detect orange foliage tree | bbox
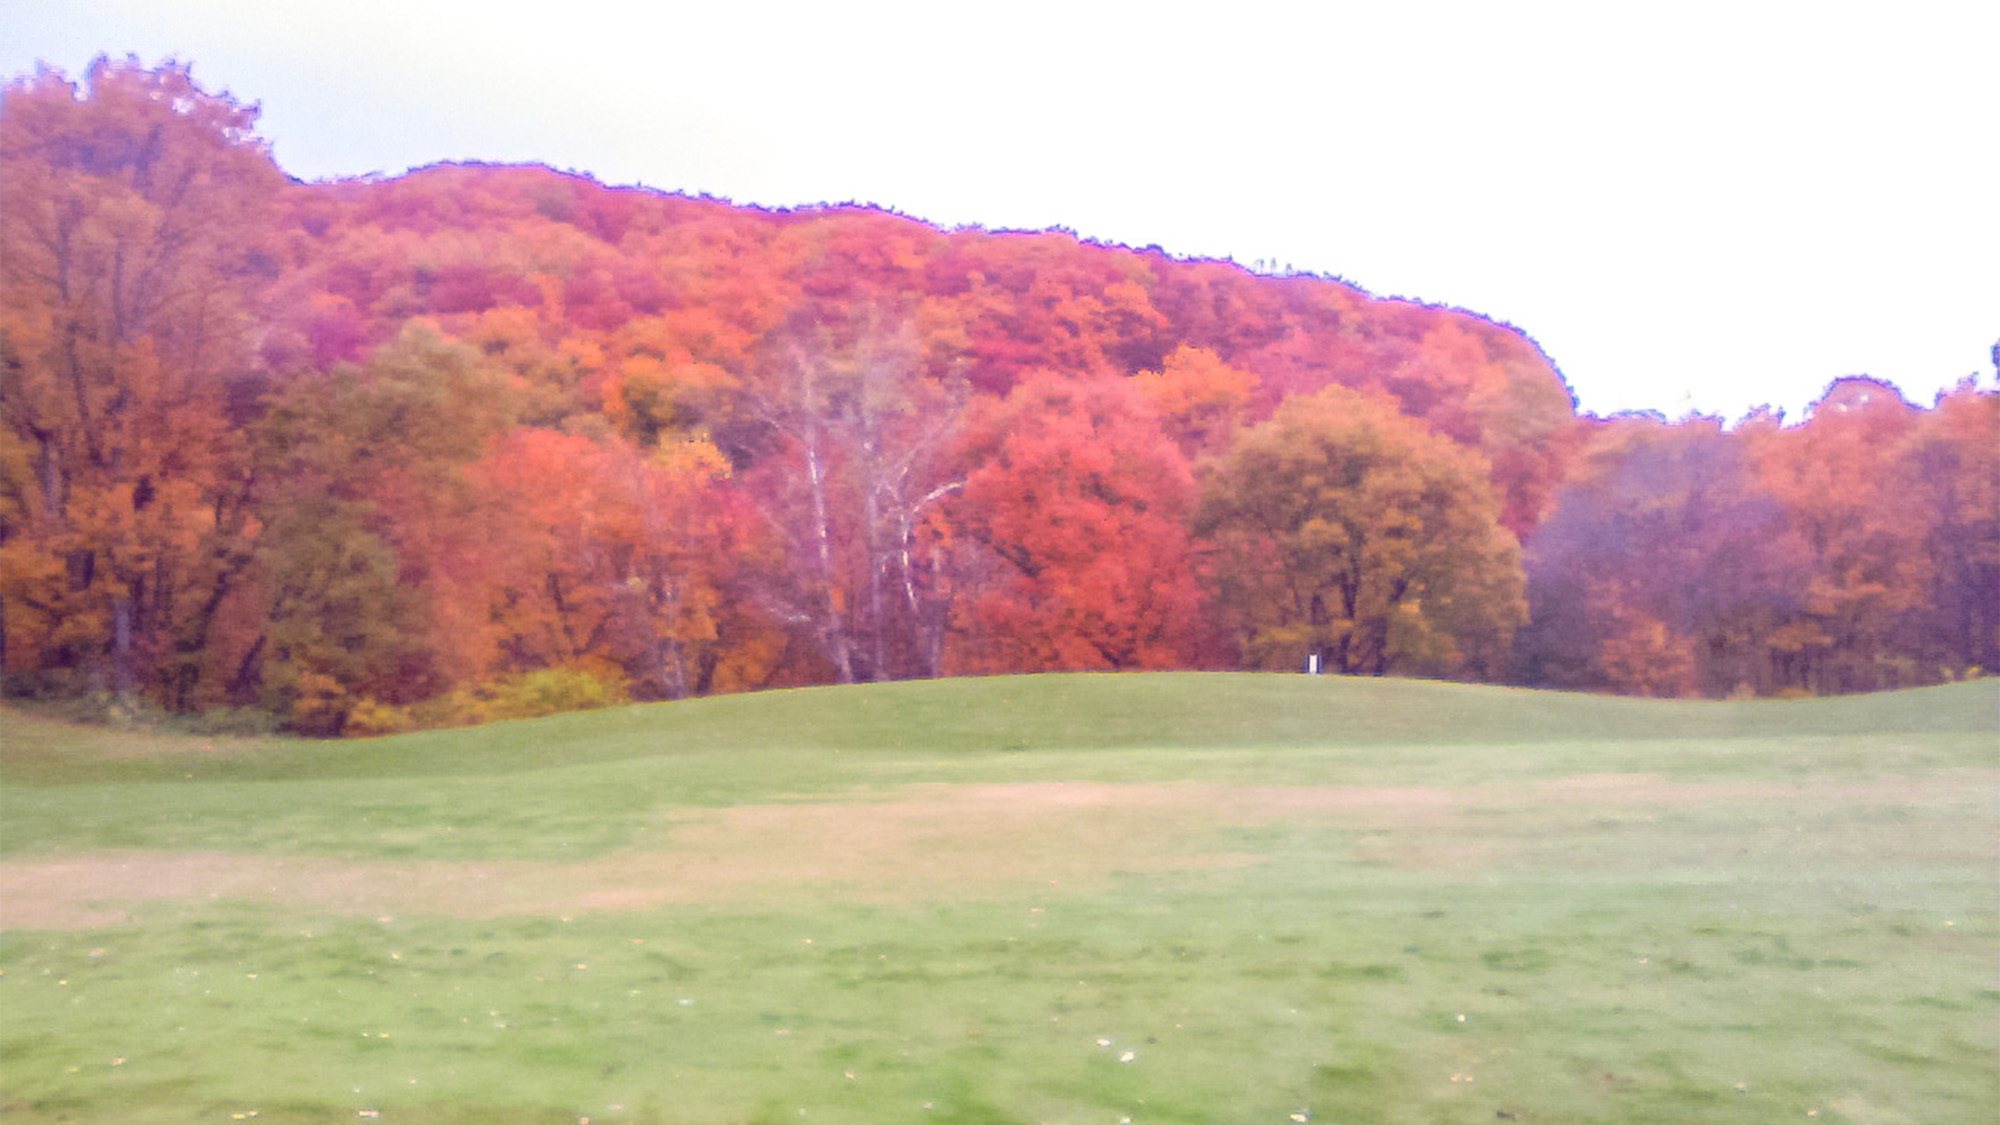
[1897,382,2000,678]
[0,57,283,704]
[1132,345,1258,460]
[1742,377,1997,692]
[471,426,781,701]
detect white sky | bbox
[5,0,1995,419]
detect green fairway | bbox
[3,675,1996,1123]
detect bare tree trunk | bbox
[35,429,63,517]
[746,312,969,685]
[866,483,888,682]
[651,609,690,700]
[111,592,134,699]
[629,457,693,700]
[227,633,266,704]
[899,480,962,679]
[803,430,856,684]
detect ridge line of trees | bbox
[3,58,1994,734]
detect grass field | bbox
[2,673,1994,1124]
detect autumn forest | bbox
[3,60,1995,735]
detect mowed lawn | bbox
[1,675,1994,1124]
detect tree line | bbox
[3,59,1993,734]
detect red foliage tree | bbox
[949,371,1204,673]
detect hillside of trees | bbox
[4,59,1994,734]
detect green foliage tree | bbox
[1197,385,1526,678]
[240,325,516,731]
[251,496,429,734]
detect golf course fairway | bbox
[3,673,1994,1124]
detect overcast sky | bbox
[5,0,1995,419]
